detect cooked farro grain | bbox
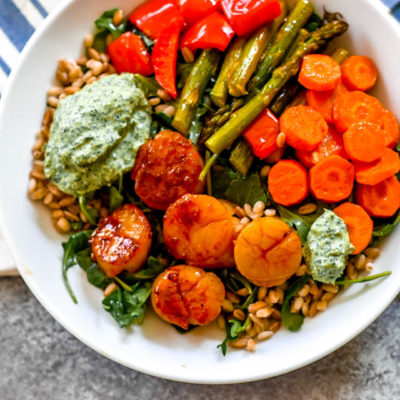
[257,286,267,301]
[162,105,176,117]
[298,203,317,215]
[276,132,286,148]
[112,9,124,26]
[104,282,118,297]
[236,287,250,296]
[233,309,246,321]
[257,330,274,341]
[181,47,195,63]
[260,165,271,177]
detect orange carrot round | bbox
[333,91,385,133]
[306,79,348,124]
[381,109,400,149]
[280,105,328,151]
[298,54,341,91]
[296,127,347,168]
[341,55,378,91]
[268,160,309,206]
[333,202,373,254]
[309,155,354,203]
[353,147,400,185]
[343,122,385,163]
[356,176,400,218]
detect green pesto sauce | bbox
[304,209,355,284]
[44,73,151,196]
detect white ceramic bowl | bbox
[0,0,399,384]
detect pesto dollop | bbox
[44,73,151,196]
[304,209,354,284]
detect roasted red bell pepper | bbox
[180,12,234,52]
[107,32,153,76]
[221,0,281,37]
[152,22,182,99]
[243,108,280,159]
[177,0,221,27]
[129,0,184,40]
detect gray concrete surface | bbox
[0,277,399,400]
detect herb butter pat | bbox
[304,209,354,284]
[44,73,151,196]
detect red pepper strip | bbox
[243,108,280,159]
[221,0,281,37]
[107,32,153,76]
[178,0,221,27]
[129,0,184,40]
[180,12,235,52]
[152,22,182,99]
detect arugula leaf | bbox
[131,256,165,280]
[92,9,127,53]
[92,30,108,53]
[131,27,154,50]
[335,271,391,285]
[224,173,267,206]
[372,210,400,237]
[102,281,152,328]
[281,275,311,332]
[276,204,324,243]
[76,248,112,289]
[109,186,124,213]
[211,168,241,198]
[78,195,98,225]
[62,231,94,303]
[134,75,161,97]
[152,112,175,130]
[95,9,127,39]
[218,316,250,356]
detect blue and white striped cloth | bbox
[0,0,399,96]
[0,0,58,96]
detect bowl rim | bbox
[0,0,400,384]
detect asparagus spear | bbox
[330,47,349,64]
[269,78,301,116]
[229,140,255,176]
[227,27,272,97]
[210,38,246,108]
[172,49,220,135]
[247,0,314,96]
[270,46,349,116]
[283,28,309,62]
[206,20,349,155]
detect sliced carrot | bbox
[343,122,385,163]
[341,55,378,92]
[333,202,373,254]
[298,54,341,91]
[306,79,348,124]
[356,176,400,218]
[309,155,354,203]
[268,160,308,206]
[333,91,385,133]
[353,147,400,185]
[296,127,347,168]
[280,105,328,151]
[381,109,400,149]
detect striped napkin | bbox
[0,0,398,276]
